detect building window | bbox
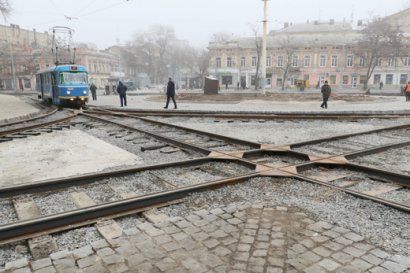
[360,75,367,84]
[331,55,338,67]
[359,57,365,67]
[240,57,246,67]
[386,74,393,84]
[404,56,410,66]
[374,74,381,84]
[266,56,272,67]
[400,74,408,85]
[319,55,326,67]
[330,75,336,84]
[277,56,284,67]
[292,55,298,67]
[252,56,257,67]
[388,57,396,67]
[304,55,311,67]
[343,75,349,84]
[216,58,221,68]
[227,57,232,68]
[346,56,353,67]
[377,58,382,66]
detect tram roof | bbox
[36,64,88,74]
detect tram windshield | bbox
[59,72,87,84]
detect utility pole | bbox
[261,0,269,95]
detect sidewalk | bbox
[0,94,40,123]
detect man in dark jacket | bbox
[164,77,177,109]
[117,81,127,107]
[320,80,331,109]
[90,83,97,101]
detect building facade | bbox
[208,9,410,90]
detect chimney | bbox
[330,19,335,25]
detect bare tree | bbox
[250,26,262,90]
[0,0,11,19]
[356,18,406,90]
[210,32,234,43]
[276,35,297,91]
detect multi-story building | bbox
[208,9,410,90]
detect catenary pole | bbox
[261,0,268,95]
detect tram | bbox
[36,64,89,108]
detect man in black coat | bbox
[90,83,97,101]
[320,80,331,109]
[164,77,177,109]
[117,81,128,107]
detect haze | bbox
[5,0,410,49]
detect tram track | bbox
[1,107,410,258]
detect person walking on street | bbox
[117,81,127,107]
[405,81,410,102]
[379,81,384,90]
[320,80,331,109]
[164,77,177,109]
[90,83,97,101]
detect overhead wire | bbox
[76,0,132,19]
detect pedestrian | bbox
[164,77,177,109]
[116,81,127,107]
[320,80,331,109]
[225,82,228,89]
[379,81,384,90]
[405,81,410,102]
[90,83,97,101]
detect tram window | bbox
[60,72,87,84]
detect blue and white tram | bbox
[36,65,89,107]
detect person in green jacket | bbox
[320,80,331,109]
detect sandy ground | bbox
[0,95,40,122]
[0,129,143,186]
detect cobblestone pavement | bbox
[3,205,409,273]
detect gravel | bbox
[34,191,77,215]
[0,241,30,267]
[53,226,101,251]
[0,200,18,224]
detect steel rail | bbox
[0,112,77,137]
[81,113,211,155]
[290,123,410,148]
[0,172,260,244]
[292,174,410,213]
[344,140,410,159]
[86,107,410,120]
[0,107,58,128]
[0,157,257,198]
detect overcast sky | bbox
[5,0,410,49]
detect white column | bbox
[261,0,268,95]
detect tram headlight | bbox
[83,90,87,94]
[67,91,71,95]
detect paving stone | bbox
[335,236,354,246]
[311,235,329,243]
[203,238,220,249]
[287,259,306,271]
[209,208,224,215]
[252,250,268,257]
[210,230,229,238]
[227,218,242,225]
[247,264,264,273]
[369,266,393,273]
[265,267,284,273]
[240,235,255,244]
[237,244,251,252]
[323,241,344,251]
[370,249,390,259]
[101,254,124,266]
[193,232,210,242]
[107,262,128,273]
[91,239,110,250]
[307,221,333,232]
[175,220,192,229]
[52,257,76,272]
[11,268,31,273]
[115,245,139,257]
[6,258,29,270]
[221,237,237,246]
[193,220,209,227]
[332,252,354,264]
[214,246,232,256]
[234,252,250,262]
[391,254,410,266]
[267,258,284,267]
[162,241,182,252]
[343,246,367,257]
[202,224,219,233]
[350,258,372,271]
[312,246,332,257]
[162,224,181,234]
[353,242,374,251]
[380,261,408,273]
[97,247,116,257]
[323,230,340,239]
[123,228,139,236]
[171,232,189,241]
[338,265,362,273]
[255,242,269,249]
[131,261,153,273]
[179,237,201,251]
[332,226,350,234]
[256,235,270,242]
[300,238,316,248]
[199,253,224,268]
[270,239,285,247]
[290,244,307,254]
[303,263,327,273]
[30,258,52,271]
[181,257,208,273]
[298,251,322,266]
[33,266,57,273]
[156,257,177,272]
[343,232,364,242]
[77,255,99,269]
[183,226,201,235]
[362,254,383,266]
[319,258,341,271]
[72,245,94,260]
[124,253,146,268]
[154,234,173,245]
[243,229,257,236]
